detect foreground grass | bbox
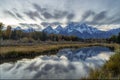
[0,43,118,63]
[86,44,120,79]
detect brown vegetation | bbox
[86,44,120,79]
[0,43,118,63]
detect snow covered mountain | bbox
[64,22,99,34]
[19,23,43,31]
[55,25,63,34]
[43,22,120,38]
[13,26,35,32]
[43,26,55,34]
[107,28,120,35]
[25,27,35,32]
[14,26,22,30]
[4,22,119,38]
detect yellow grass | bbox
[0,43,119,63]
[0,43,118,54]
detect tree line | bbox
[109,33,120,43]
[0,22,120,43]
[0,22,81,42]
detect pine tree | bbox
[0,22,4,39]
[5,25,12,39]
[117,32,120,43]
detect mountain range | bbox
[43,22,120,39]
[5,22,120,39]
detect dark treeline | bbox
[109,33,120,43]
[80,34,120,44]
[0,23,81,42]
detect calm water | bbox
[0,46,114,79]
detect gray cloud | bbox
[93,11,107,22]
[41,22,62,27]
[106,12,120,24]
[33,3,47,12]
[42,12,53,19]
[3,10,24,20]
[42,10,75,20]
[32,3,75,20]
[15,13,24,20]
[82,10,120,25]
[67,13,75,20]
[53,10,68,19]
[41,22,50,27]
[33,3,53,19]
[110,17,120,24]
[24,11,43,20]
[4,10,15,17]
[81,10,95,21]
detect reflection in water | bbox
[0,46,114,79]
[57,46,112,61]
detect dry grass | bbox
[86,44,120,79]
[0,43,117,54]
[0,43,119,63]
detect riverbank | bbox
[86,44,120,79]
[0,43,119,63]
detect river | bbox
[0,46,114,79]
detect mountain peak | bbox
[67,22,76,27]
[79,23,87,27]
[55,25,63,30]
[14,26,22,30]
[43,26,54,34]
[55,25,63,34]
[46,26,53,30]
[27,27,35,32]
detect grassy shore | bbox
[0,42,119,63]
[86,43,120,79]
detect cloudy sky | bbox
[0,0,120,30]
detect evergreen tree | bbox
[110,35,117,43]
[0,22,4,39]
[117,32,120,43]
[5,25,12,39]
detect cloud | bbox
[4,10,25,20]
[15,13,24,20]
[4,10,15,17]
[33,3,47,12]
[33,3,54,19]
[82,10,120,25]
[93,11,107,22]
[42,12,53,19]
[67,13,75,20]
[24,11,43,20]
[41,22,62,27]
[53,10,68,19]
[32,3,75,20]
[106,12,120,24]
[110,17,120,24]
[81,10,95,21]
[41,10,75,20]
[80,10,104,25]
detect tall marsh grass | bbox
[87,44,120,79]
